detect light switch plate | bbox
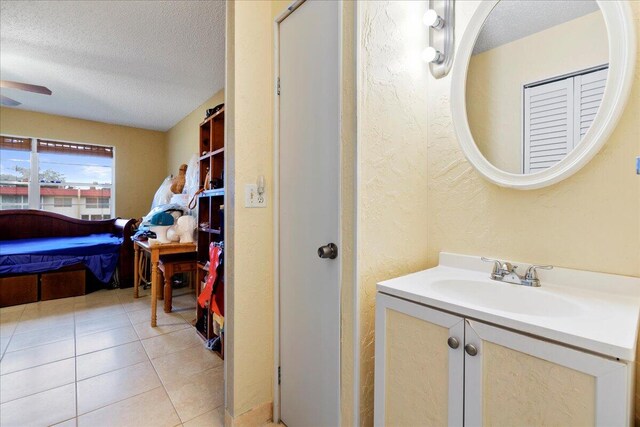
[245,184,266,208]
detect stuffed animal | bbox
[170,164,188,194]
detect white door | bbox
[278,1,340,426]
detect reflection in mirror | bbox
[466,0,608,174]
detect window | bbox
[0,137,31,210]
[85,197,110,209]
[54,197,72,207]
[0,195,29,210]
[0,136,115,219]
[523,66,608,173]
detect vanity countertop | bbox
[377,253,640,361]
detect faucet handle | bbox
[525,264,553,280]
[481,257,503,278]
[501,262,518,273]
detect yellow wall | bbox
[357,2,431,424]
[467,11,608,173]
[166,90,225,175]
[0,107,167,219]
[225,0,275,420]
[224,2,356,424]
[356,0,639,424]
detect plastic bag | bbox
[184,154,199,201]
[151,176,175,210]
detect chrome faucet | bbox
[481,257,553,287]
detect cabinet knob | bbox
[447,337,459,349]
[465,344,478,356]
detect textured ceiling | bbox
[473,0,600,55]
[0,0,225,131]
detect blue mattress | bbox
[0,234,123,283]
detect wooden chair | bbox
[157,253,197,313]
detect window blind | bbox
[37,139,113,158]
[0,136,31,152]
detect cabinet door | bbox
[464,320,629,427]
[374,293,464,427]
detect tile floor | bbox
[0,286,225,427]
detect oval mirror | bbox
[451,0,636,189]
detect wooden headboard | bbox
[0,210,136,287]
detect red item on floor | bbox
[198,243,223,316]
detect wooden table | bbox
[133,240,196,327]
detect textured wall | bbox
[467,11,608,173]
[357,2,431,424]
[430,1,640,424]
[166,89,225,175]
[0,107,167,219]
[357,0,639,424]
[226,0,275,418]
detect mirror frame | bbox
[450,0,636,190]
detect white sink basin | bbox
[377,252,640,361]
[430,279,584,317]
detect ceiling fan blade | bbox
[0,80,52,95]
[0,95,21,106]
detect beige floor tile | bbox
[12,313,75,335]
[0,383,76,427]
[182,406,224,427]
[77,386,181,427]
[5,323,74,353]
[152,344,222,385]
[0,336,9,357]
[77,341,148,380]
[21,300,75,319]
[132,316,190,340]
[171,295,197,311]
[121,296,154,313]
[164,366,224,422]
[177,309,197,324]
[74,304,125,323]
[126,306,187,326]
[0,310,22,325]
[76,325,138,355]
[51,417,77,427]
[0,316,19,338]
[0,358,75,403]
[76,360,161,415]
[142,328,202,359]
[0,304,26,316]
[75,312,131,337]
[0,338,75,375]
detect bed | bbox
[0,210,135,306]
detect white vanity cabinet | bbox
[374,293,630,427]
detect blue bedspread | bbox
[0,234,123,283]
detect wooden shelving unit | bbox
[195,107,224,359]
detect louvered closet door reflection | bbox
[524,78,574,174]
[573,68,608,140]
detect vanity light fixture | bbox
[423,0,454,78]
